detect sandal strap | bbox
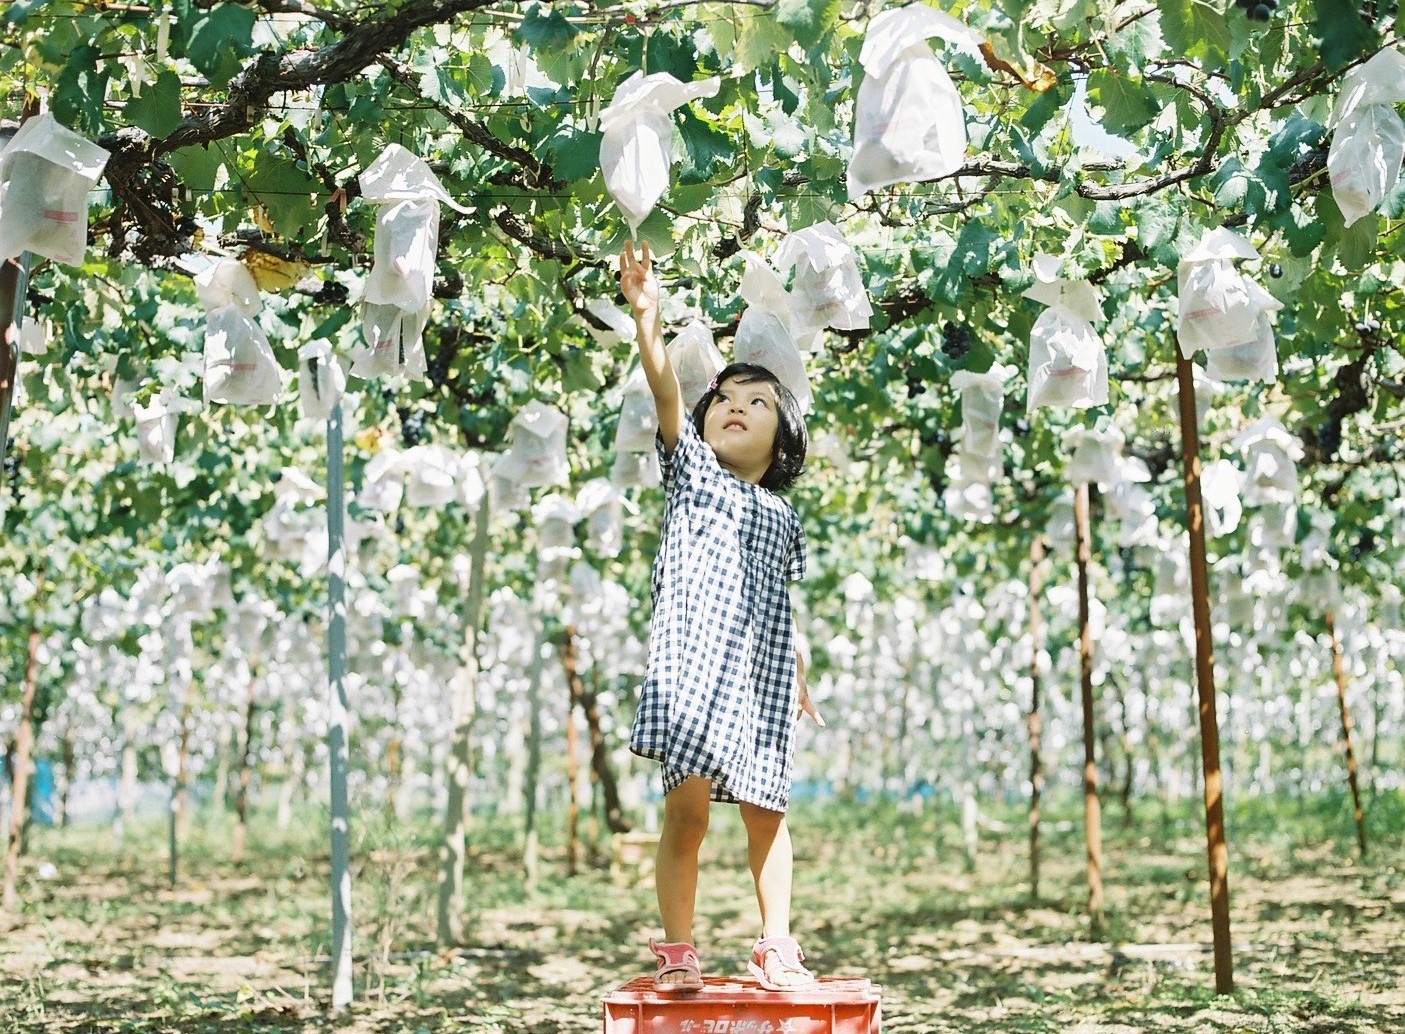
[650,938,701,973]
[754,935,809,972]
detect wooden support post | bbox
[563,628,581,877]
[2,614,40,912]
[1174,351,1234,995]
[1325,610,1367,858]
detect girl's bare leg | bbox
[655,776,712,981]
[738,802,809,986]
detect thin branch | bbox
[377,54,560,191]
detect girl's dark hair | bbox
[691,362,807,493]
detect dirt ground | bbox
[1,796,1402,1033]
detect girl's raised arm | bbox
[620,241,684,452]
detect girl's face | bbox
[702,376,780,483]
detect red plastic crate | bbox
[602,975,881,1034]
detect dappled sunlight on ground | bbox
[0,796,1401,1033]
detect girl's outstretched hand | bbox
[619,241,658,317]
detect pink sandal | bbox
[748,935,817,991]
[649,938,704,993]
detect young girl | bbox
[618,241,824,994]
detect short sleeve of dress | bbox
[657,419,708,493]
[787,520,807,582]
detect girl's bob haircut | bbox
[691,362,808,493]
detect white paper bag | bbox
[1329,104,1405,227]
[504,399,570,488]
[354,302,430,380]
[1026,307,1108,413]
[133,389,197,465]
[1234,417,1302,504]
[1109,482,1158,547]
[533,494,581,561]
[489,467,531,515]
[0,112,110,265]
[1045,490,1076,545]
[615,368,659,452]
[1151,551,1189,626]
[298,340,346,420]
[611,449,661,489]
[599,72,722,233]
[203,306,282,405]
[951,364,1013,456]
[847,6,983,200]
[1200,459,1244,537]
[404,444,460,507]
[942,476,993,523]
[1177,228,1282,358]
[1328,46,1405,226]
[357,448,405,512]
[1065,427,1124,486]
[1024,256,1108,413]
[733,307,813,413]
[667,322,725,407]
[577,478,627,559]
[364,198,440,312]
[1201,317,1279,383]
[774,221,873,331]
[458,450,487,509]
[1248,501,1297,549]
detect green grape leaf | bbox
[1313,0,1378,70]
[1157,0,1230,73]
[514,5,576,52]
[185,3,256,87]
[1085,70,1159,136]
[775,0,841,49]
[676,109,732,184]
[125,70,184,138]
[544,125,603,181]
[735,10,794,74]
[51,45,109,136]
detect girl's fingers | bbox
[640,240,651,269]
[625,240,637,268]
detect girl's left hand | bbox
[796,668,825,727]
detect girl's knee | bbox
[663,781,711,841]
[739,802,786,835]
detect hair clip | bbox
[707,374,719,393]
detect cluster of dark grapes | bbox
[1233,0,1278,21]
[941,321,973,360]
[428,344,454,389]
[399,407,428,448]
[1348,530,1375,564]
[1354,316,1382,335]
[1269,263,1283,279]
[1316,420,1342,460]
[905,373,928,398]
[309,280,349,306]
[1287,146,1328,185]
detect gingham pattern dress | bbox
[630,420,806,812]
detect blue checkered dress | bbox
[630,420,807,812]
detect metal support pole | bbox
[327,402,354,1011]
